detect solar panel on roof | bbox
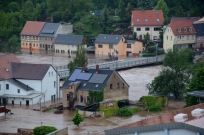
[77,73,92,80]
[68,69,82,81]
[89,74,108,84]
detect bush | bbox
[118,107,133,116]
[100,101,119,117]
[33,126,57,135]
[143,96,159,107]
[147,104,162,112]
[130,107,141,113]
[142,53,155,57]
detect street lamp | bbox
[52,58,53,65]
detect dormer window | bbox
[156,11,159,14]
[145,19,148,22]
[184,27,187,32]
[189,27,192,31]
[156,19,160,22]
[83,83,86,86]
[137,19,140,22]
[178,28,181,32]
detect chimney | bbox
[96,65,99,73]
[82,64,86,72]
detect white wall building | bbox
[0,54,60,105]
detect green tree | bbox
[129,0,137,9]
[138,0,151,9]
[101,5,109,34]
[8,2,20,12]
[147,48,194,99]
[71,109,85,127]
[118,0,126,22]
[125,3,132,22]
[68,44,88,73]
[155,0,169,24]
[175,3,185,17]
[133,32,137,40]
[143,32,150,46]
[185,67,204,106]
[6,35,20,53]
[62,9,71,22]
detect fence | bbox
[47,127,68,135]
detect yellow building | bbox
[94,34,143,57]
[54,34,86,53]
[163,17,200,52]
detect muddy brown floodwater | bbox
[0,53,186,134]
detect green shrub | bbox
[142,53,155,57]
[118,107,133,116]
[147,104,162,112]
[100,101,119,117]
[130,107,141,113]
[33,126,57,135]
[156,97,168,107]
[143,96,159,107]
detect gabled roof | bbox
[55,34,83,45]
[62,67,115,91]
[132,10,164,26]
[11,63,50,80]
[95,34,123,44]
[0,54,21,80]
[39,22,60,37]
[193,23,204,36]
[105,122,204,135]
[20,21,45,36]
[168,17,200,36]
[7,79,34,91]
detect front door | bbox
[3,98,7,105]
[12,100,14,105]
[26,100,29,106]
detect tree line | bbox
[0,0,203,52]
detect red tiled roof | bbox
[119,103,204,129]
[20,21,45,36]
[132,10,164,26]
[169,17,200,36]
[0,54,21,80]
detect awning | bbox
[0,93,42,99]
[187,90,204,98]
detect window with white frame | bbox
[145,27,149,31]
[145,18,148,22]
[136,28,141,31]
[136,19,140,22]
[127,44,131,48]
[98,44,103,48]
[109,44,113,49]
[187,36,189,40]
[192,35,194,40]
[156,18,160,22]
[182,36,184,40]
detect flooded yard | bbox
[0,53,186,134]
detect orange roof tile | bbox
[0,54,21,80]
[132,10,164,26]
[169,17,200,36]
[20,21,45,36]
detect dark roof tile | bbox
[55,34,83,45]
[39,23,60,37]
[95,34,123,44]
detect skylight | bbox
[137,19,140,22]
[156,19,160,22]
[96,84,98,87]
[145,19,148,22]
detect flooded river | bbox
[0,65,185,135]
[0,53,185,134]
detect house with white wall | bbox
[0,54,60,105]
[131,10,164,41]
[54,34,86,53]
[163,17,200,52]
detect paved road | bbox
[58,56,164,78]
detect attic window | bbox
[156,11,159,14]
[145,19,148,22]
[96,84,98,87]
[178,28,181,32]
[137,19,140,22]
[5,68,9,72]
[156,19,160,22]
[83,83,86,86]
[189,27,192,31]
[184,27,187,32]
